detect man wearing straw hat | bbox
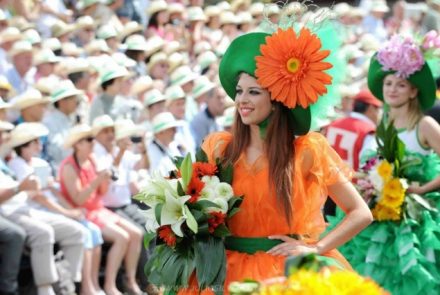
[43,80,84,171]
[5,40,35,95]
[89,64,129,123]
[0,27,22,76]
[147,112,182,176]
[93,116,153,291]
[1,123,86,295]
[0,119,26,295]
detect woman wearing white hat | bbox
[146,0,174,41]
[59,124,145,295]
[2,123,86,295]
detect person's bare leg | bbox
[117,219,143,293]
[80,249,99,295]
[101,225,129,295]
[91,246,102,292]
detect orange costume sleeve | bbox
[179,131,353,295]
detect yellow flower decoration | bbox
[372,203,401,221]
[255,27,332,109]
[257,270,388,295]
[377,160,393,181]
[381,178,406,208]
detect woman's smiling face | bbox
[235,73,272,126]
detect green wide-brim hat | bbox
[367,54,436,111]
[219,32,311,136]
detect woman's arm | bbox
[408,116,440,194]
[268,180,372,256]
[61,163,106,206]
[316,181,373,254]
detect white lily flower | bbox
[215,182,234,201]
[369,168,384,193]
[160,190,198,237]
[142,209,160,233]
[140,175,180,207]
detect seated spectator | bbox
[93,116,151,290]
[190,85,226,148]
[59,124,144,295]
[147,112,182,176]
[1,123,85,295]
[43,80,83,171]
[0,120,26,295]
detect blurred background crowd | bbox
[0,0,439,295]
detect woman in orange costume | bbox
[180,27,373,295]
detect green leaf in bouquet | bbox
[173,156,185,169]
[191,209,208,223]
[228,208,240,219]
[143,232,156,249]
[228,196,243,210]
[194,199,222,211]
[177,181,186,196]
[180,153,193,191]
[195,236,226,290]
[184,205,198,234]
[217,161,233,184]
[196,148,209,163]
[213,223,231,238]
[155,203,163,224]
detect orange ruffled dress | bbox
[179,131,353,294]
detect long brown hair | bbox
[223,102,296,222]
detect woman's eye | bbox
[250,90,260,95]
[235,89,242,95]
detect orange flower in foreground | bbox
[186,176,205,203]
[255,27,333,109]
[158,225,177,247]
[193,162,218,177]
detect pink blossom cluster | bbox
[422,30,440,50]
[377,35,424,78]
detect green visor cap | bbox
[219,32,311,135]
[368,54,436,111]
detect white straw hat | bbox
[34,76,61,95]
[0,27,22,44]
[152,112,180,134]
[64,124,93,148]
[0,120,13,131]
[144,89,166,107]
[187,6,207,22]
[7,122,49,149]
[192,76,216,99]
[147,0,168,15]
[51,80,84,103]
[165,85,185,103]
[114,118,146,141]
[97,24,118,40]
[124,34,148,51]
[119,21,143,41]
[99,65,129,84]
[33,48,61,66]
[91,114,115,135]
[170,66,198,86]
[147,52,168,71]
[11,89,51,110]
[131,75,153,96]
[8,40,33,58]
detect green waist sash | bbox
[225,235,302,254]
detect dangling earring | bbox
[272,105,275,111]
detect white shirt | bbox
[93,142,140,208]
[43,109,76,172]
[147,139,181,177]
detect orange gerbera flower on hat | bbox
[255,27,333,109]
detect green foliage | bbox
[376,119,406,176]
[284,253,344,276]
[196,148,209,163]
[155,204,163,224]
[216,158,234,184]
[143,232,156,249]
[195,236,226,293]
[180,153,193,190]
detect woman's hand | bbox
[407,183,426,195]
[267,235,319,256]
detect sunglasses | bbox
[82,137,94,143]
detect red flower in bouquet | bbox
[187,176,205,203]
[208,212,227,233]
[193,162,218,177]
[158,225,177,247]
